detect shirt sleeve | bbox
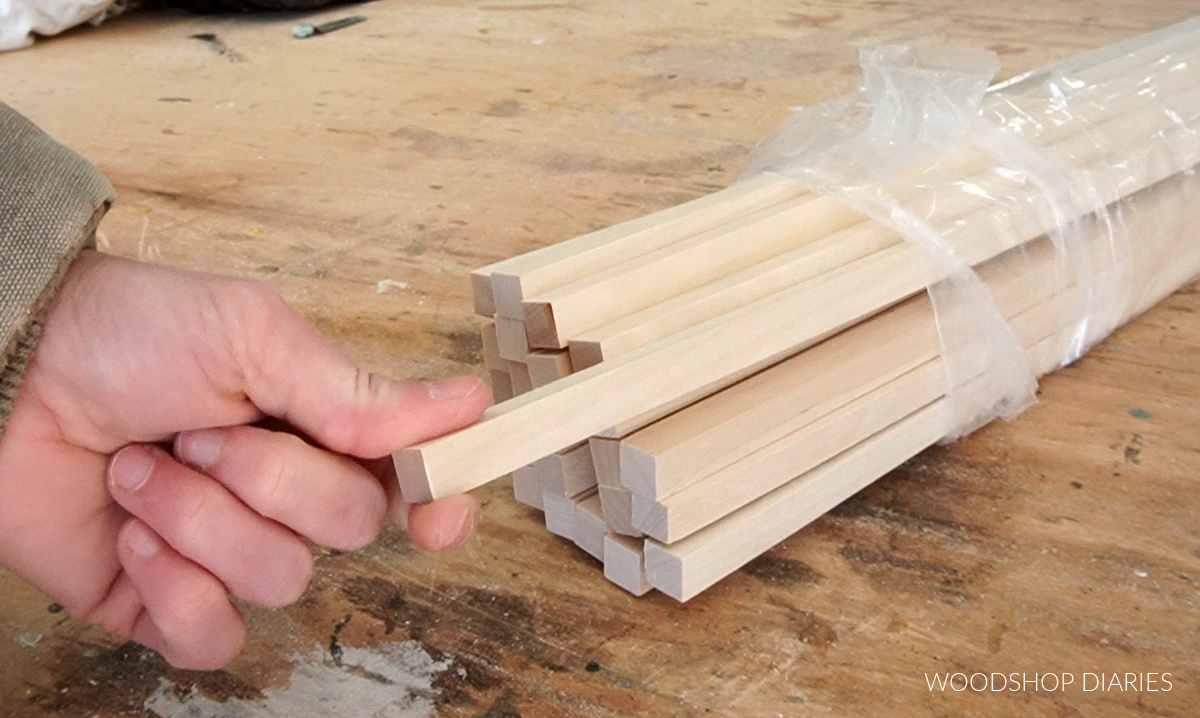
[0,101,114,440]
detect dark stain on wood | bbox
[740,554,823,588]
[485,100,526,118]
[442,327,484,365]
[389,127,480,158]
[470,688,523,718]
[28,640,261,713]
[769,599,838,655]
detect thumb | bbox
[233,287,490,458]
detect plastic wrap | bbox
[0,0,128,51]
[740,16,1200,440]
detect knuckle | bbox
[255,434,307,517]
[174,490,218,554]
[160,579,231,642]
[333,493,385,551]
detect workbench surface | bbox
[2,1,1199,716]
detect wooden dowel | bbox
[631,181,1199,542]
[396,50,1200,503]
[570,65,1200,369]
[641,168,1200,601]
[617,296,938,498]
[524,38,1200,353]
[568,222,898,369]
[640,308,1171,599]
[603,534,653,596]
[476,20,1196,321]
[618,215,1085,500]
[522,195,864,348]
[644,400,949,601]
[591,437,642,534]
[485,174,808,318]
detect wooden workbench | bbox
[2,1,1199,715]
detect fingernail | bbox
[442,503,478,549]
[110,446,155,492]
[175,429,224,470]
[390,502,410,531]
[425,376,482,400]
[125,522,160,559]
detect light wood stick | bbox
[573,494,607,561]
[533,40,1200,354]
[591,437,642,535]
[396,51,1200,503]
[641,311,1171,599]
[641,168,1200,601]
[601,98,1200,436]
[478,21,1197,321]
[484,174,808,318]
[604,534,653,596]
[523,195,864,348]
[571,66,1200,369]
[618,214,1086,500]
[644,400,949,601]
[632,182,1200,542]
[568,222,898,369]
[618,297,937,497]
[527,350,574,387]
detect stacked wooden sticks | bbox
[395,18,1200,601]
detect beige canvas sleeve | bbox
[0,102,115,440]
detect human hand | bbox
[0,251,489,669]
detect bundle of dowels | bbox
[396,17,1200,601]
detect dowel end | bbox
[393,448,436,504]
[603,534,653,596]
[617,444,657,496]
[524,301,565,349]
[643,540,686,602]
[490,273,525,319]
[631,494,670,542]
[598,485,641,537]
[567,340,604,370]
[469,271,496,318]
[510,464,545,511]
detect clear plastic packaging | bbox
[740,15,1200,440]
